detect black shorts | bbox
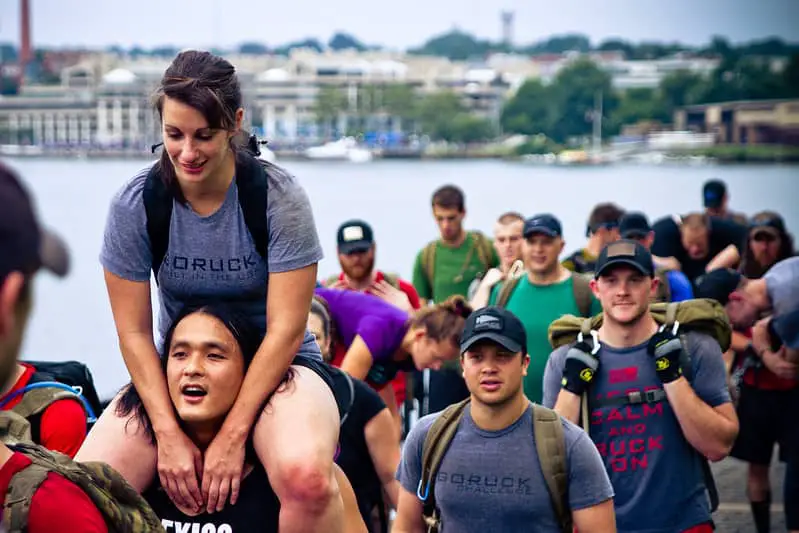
[730,384,799,465]
[288,355,348,422]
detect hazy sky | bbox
[1,0,797,51]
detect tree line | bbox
[1,32,796,63]
[311,51,799,146]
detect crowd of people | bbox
[0,49,797,533]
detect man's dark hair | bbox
[587,203,624,235]
[431,185,465,212]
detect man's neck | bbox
[0,364,26,398]
[706,208,726,218]
[528,264,570,286]
[0,442,13,468]
[598,314,659,349]
[341,271,377,292]
[440,230,467,248]
[585,236,604,258]
[185,421,222,452]
[469,391,529,432]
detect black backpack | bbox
[18,360,104,429]
[143,144,271,282]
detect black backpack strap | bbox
[234,154,269,264]
[142,163,173,283]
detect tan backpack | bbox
[420,231,495,289]
[418,399,571,533]
[0,410,164,533]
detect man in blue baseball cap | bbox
[483,213,601,405]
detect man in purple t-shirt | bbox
[542,240,739,533]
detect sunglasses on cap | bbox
[751,232,778,243]
[586,221,619,237]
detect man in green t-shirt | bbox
[489,214,601,404]
[410,184,499,414]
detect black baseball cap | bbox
[619,212,652,240]
[694,268,742,306]
[594,239,655,278]
[0,163,70,280]
[749,214,786,238]
[460,306,527,355]
[336,220,374,254]
[523,214,562,238]
[703,179,726,209]
[772,307,799,350]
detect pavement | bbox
[711,454,788,532]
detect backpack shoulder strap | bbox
[470,231,494,271]
[11,387,82,420]
[571,274,593,318]
[339,371,356,426]
[142,163,173,283]
[419,399,470,532]
[324,274,341,287]
[4,459,50,532]
[381,272,401,289]
[0,411,35,447]
[495,275,523,309]
[235,155,270,262]
[420,241,437,289]
[532,405,572,533]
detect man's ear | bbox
[0,272,26,337]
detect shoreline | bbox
[2,144,798,165]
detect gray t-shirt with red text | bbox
[542,331,730,533]
[101,162,324,356]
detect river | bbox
[5,157,798,398]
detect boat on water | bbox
[303,137,374,163]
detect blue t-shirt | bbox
[666,270,693,302]
[542,332,730,533]
[101,162,324,358]
[397,404,614,532]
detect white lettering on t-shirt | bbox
[161,520,233,533]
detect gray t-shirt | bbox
[101,162,324,357]
[542,332,730,533]
[396,404,614,532]
[765,256,799,317]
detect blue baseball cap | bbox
[523,214,562,238]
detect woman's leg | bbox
[254,365,344,533]
[75,392,157,492]
[335,464,368,533]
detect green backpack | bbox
[547,299,731,513]
[0,411,164,533]
[418,399,572,533]
[420,231,494,290]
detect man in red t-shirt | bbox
[697,267,799,533]
[323,219,421,412]
[0,362,87,457]
[0,173,86,458]
[0,163,107,531]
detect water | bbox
[5,157,798,398]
